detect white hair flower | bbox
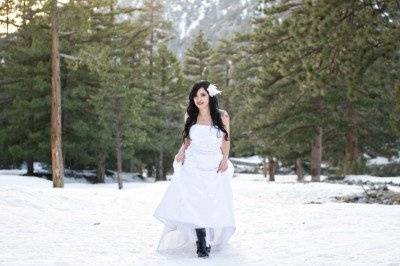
[207,84,221,97]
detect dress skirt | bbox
[153,148,235,252]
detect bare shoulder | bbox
[218,109,230,123]
[218,109,229,117]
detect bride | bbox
[153,80,236,258]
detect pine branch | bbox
[0,78,24,85]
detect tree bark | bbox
[51,0,64,188]
[96,153,106,183]
[344,129,359,174]
[139,163,144,176]
[115,122,123,189]
[310,126,322,182]
[295,158,303,181]
[146,164,154,178]
[263,157,268,178]
[26,159,34,176]
[344,101,359,174]
[156,149,166,181]
[268,158,275,181]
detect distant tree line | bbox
[0,0,399,184]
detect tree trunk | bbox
[344,101,359,175]
[156,149,166,181]
[115,124,123,189]
[96,153,106,183]
[344,129,359,174]
[26,159,34,176]
[263,157,268,177]
[295,158,303,181]
[225,60,232,87]
[268,158,275,181]
[129,158,135,173]
[51,0,64,188]
[146,164,154,178]
[310,126,322,182]
[155,155,160,180]
[139,163,144,176]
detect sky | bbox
[0,13,17,34]
[0,0,70,34]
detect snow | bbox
[171,5,183,12]
[241,9,248,19]
[344,175,400,185]
[367,156,391,165]
[185,5,206,39]
[230,155,264,165]
[179,13,187,40]
[1,172,400,265]
[364,155,400,166]
[0,168,147,184]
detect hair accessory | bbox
[207,84,221,97]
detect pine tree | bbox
[209,37,238,110]
[226,32,262,158]
[248,0,400,179]
[66,0,145,188]
[137,0,172,80]
[183,30,213,82]
[57,1,111,182]
[0,0,52,174]
[130,0,181,179]
[143,44,187,181]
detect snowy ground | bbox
[344,175,400,185]
[1,172,400,266]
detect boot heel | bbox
[195,228,209,258]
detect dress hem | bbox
[154,214,236,251]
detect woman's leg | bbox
[195,228,210,257]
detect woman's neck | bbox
[198,108,211,119]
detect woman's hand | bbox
[175,151,185,165]
[175,138,191,165]
[217,159,228,173]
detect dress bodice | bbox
[186,124,224,155]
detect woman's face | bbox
[194,87,210,110]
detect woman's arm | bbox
[176,112,191,162]
[178,137,191,153]
[220,110,230,162]
[181,112,191,151]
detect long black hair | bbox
[182,80,229,142]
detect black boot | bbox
[195,228,210,258]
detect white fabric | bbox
[153,124,235,252]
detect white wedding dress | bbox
[153,123,235,252]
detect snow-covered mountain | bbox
[163,0,258,58]
[119,0,259,59]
